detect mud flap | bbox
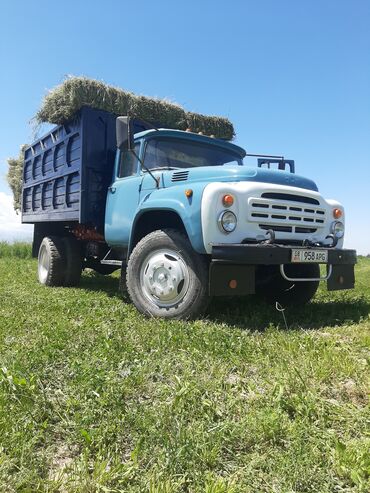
[209,263,255,296]
[327,264,355,291]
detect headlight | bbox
[218,210,237,233]
[331,221,344,238]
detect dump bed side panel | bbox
[22,107,116,231]
[80,109,116,228]
[22,116,82,223]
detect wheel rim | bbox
[140,248,190,308]
[38,243,49,284]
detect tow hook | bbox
[302,234,338,248]
[325,234,338,248]
[303,238,322,247]
[261,229,275,244]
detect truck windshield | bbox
[144,138,243,170]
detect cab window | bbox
[144,138,242,170]
[118,143,140,178]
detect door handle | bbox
[108,186,116,194]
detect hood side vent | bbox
[171,170,189,182]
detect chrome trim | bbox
[217,210,237,234]
[331,221,344,238]
[280,264,332,282]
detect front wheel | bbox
[126,229,210,319]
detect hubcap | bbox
[38,244,49,284]
[140,249,190,308]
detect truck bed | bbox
[22,107,150,235]
[22,106,118,231]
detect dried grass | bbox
[35,76,235,140]
[6,145,26,212]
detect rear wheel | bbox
[126,229,209,319]
[38,236,66,286]
[257,263,320,307]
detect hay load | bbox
[7,145,27,212]
[36,76,235,140]
[7,77,235,211]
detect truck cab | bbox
[102,120,355,318]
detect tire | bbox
[119,264,127,293]
[38,236,66,286]
[63,237,82,286]
[258,263,320,307]
[126,229,210,319]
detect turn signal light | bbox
[222,194,234,207]
[185,189,193,198]
[333,208,343,219]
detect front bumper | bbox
[209,243,357,296]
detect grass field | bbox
[0,243,369,492]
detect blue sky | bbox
[0,0,369,253]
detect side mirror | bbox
[116,116,134,151]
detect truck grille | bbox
[260,192,320,205]
[259,224,318,233]
[248,192,326,234]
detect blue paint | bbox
[162,166,318,192]
[136,181,207,253]
[105,153,206,252]
[22,107,116,226]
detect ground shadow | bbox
[78,272,370,331]
[79,271,123,298]
[206,295,370,331]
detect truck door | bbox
[104,145,141,247]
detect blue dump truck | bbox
[22,106,356,319]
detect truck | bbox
[22,106,356,319]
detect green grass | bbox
[0,252,369,492]
[0,241,32,259]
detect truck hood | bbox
[161,166,318,192]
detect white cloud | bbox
[0,192,33,242]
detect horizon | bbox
[1,0,369,254]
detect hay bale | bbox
[36,76,235,140]
[130,95,187,130]
[185,111,233,140]
[6,145,27,212]
[36,77,135,125]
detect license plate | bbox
[291,249,328,263]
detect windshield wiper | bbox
[131,150,159,188]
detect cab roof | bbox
[134,128,246,158]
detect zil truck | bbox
[21,107,356,319]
